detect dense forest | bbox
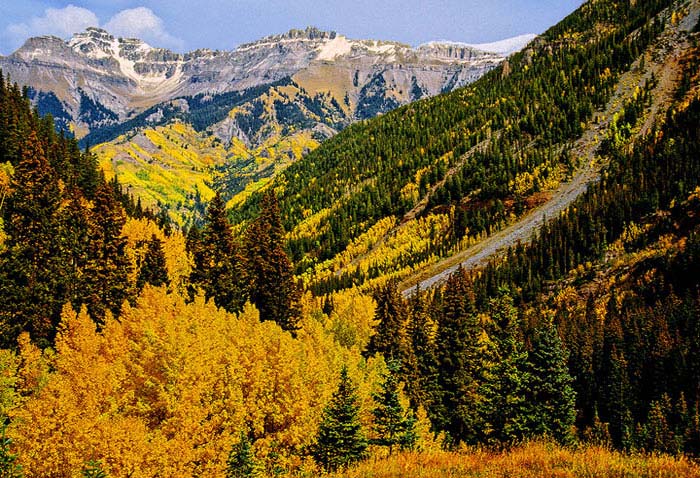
[366,93,700,454]
[234,0,674,282]
[0,0,699,476]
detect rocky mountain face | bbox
[0,26,529,138]
[0,26,534,226]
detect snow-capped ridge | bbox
[2,25,511,134]
[421,33,537,56]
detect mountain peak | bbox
[238,26,338,50]
[283,26,337,41]
[83,27,113,39]
[13,35,72,61]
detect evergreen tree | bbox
[81,181,132,323]
[685,402,700,455]
[0,423,22,478]
[137,234,169,291]
[434,269,482,446]
[365,280,409,364]
[0,131,64,347]
[156,208,172,237]
[244,190,300,332]
[370,362,417,454]
[81,460,107,478]
[74,148,100,199]
[192,193,248,313]
[525,321,577,444]
[645,393,678,453]
[312,366,368,472]
[599,310,632,446]
[406,291,439,412]
[479,293,530,444]
[57,189,92,312]
[226,432,257,478]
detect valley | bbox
[0,0,699,476]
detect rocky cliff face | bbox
[0,26,533,137]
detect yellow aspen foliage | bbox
[0,349,19,418]
[0,163,10,210]
[0,162,12,246]
[325,288,377,350]
[122,218,191,293]
[15,333,50,396]
[8,287,382,477]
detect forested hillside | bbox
[234,0,688,294]
[0,0,699,476]
[90,79,343,227]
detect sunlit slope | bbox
[232,0,692,293]
[93,81,338,226]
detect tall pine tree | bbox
[405,290,439,412]
[244,190,300,332]
[226,432,258,478]
[434,268,483,446]
[0,131,63,346]
[525,320,577,444]
[370,361,417,454]
[191,193,248,313]
[137,234,169,291]
[312,366,368,472]
[80,181,132,323]
[365,280,410,364]
[479,292,530,444]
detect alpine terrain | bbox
[0,27,530,224]
[0,0,700,477]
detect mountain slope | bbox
[0,26,517,137]
[86,78,345,225]
[0,27,532,225]
[3,0,700,474]
[230,0,693,294]
[402,3,700,293]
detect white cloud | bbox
[104,7,184,50]
[6,5,99,44]
[4,5,184,52]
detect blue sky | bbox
[0,0,584,54]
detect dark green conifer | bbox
[365,280,409,364]
[479,293,530,444]
[525,321,577,444]
[0,423,23,478]
[406,290,439,412]
[192,193,248,313]
[370,361,417,454]
[434,268,482,446]
[312,366,368,472]
[56,189,92,312]
[137,234,169,291]
[81,180,132,323]
[75,148,100,199]
[81,460,107,478]
[599,312,631,446]
[0,131,63,346]
[226,432,257,478]
[244,190,300,333]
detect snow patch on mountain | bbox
[421,33,537,56]
[316,35,354,60]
